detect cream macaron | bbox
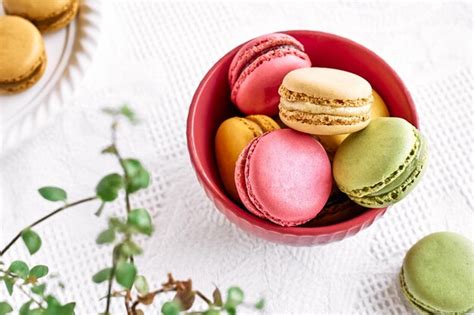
[278,67,373,135]
[0,16,47,93]
[3,0,79,32]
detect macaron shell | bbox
[215,117,263,201]
[228,33,306,87]
[234,137,266,218]
[3,0,73,19]
[245,115,280,132]
[4,0,79,32]
[402,232,474,313]
[0,16,44,83]
[333,117,418,194]
[233,52,311,115]
[281,67,372,100]
[244,129,332,226]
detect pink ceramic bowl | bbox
[187,30,418,246]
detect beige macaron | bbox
[278,67,373,135]
[3,0,79,32]
[0,16,47,93]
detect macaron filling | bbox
[0,52,46,92]
[279,106,370,126]
[279,86,372,107]
[280,98,372,116]
[34,2,77,30]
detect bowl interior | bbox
[188,30,418,236]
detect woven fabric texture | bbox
[0,1,472,314]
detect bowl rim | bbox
[187,30,418,237]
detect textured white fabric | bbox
[1,1,473,314]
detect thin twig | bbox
[104,252,118,315]
[195,290,212,305]
[125,290,132,315]
[111,121,132,214]
[18,284,43,308]
[111,121,134,265]
[0,196,98,256]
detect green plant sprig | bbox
[0,105,264,315]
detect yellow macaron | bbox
[3,0,79,32]
[0,16,47,93]
[215,115,280,201]
[317,90,390,155]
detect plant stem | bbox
[195,290,212,305]
[104,249,119,314]
[18,283,43,308]
[111,121,134,265]
[111,121,131,214]
[0,196,98,256]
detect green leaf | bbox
[101,145,117,155]
[44,295,61,315]
[29,265,49,279]
[96,173,123,202]
[3,277,14,295]
[28,308,45,315]
[92,268,112,283]
[120,105,137,123]
[213,288,223,307]
[122,159,150,193]
[203,309,220,315]
[19,301,32,315]
[127,208,153,236]
[115,262,136,289]
[0,302,13,315]
[8,260,29,279]
[161,301,180,315]
[108,217,127,232]
[31,283,46,296]
[117,240,142,258]
[255,298,265,310]
[134,275,149,295]
[96,229,116,244]
[21,229,42,255]
[225,287,244,308]
[61,302,75,315]
[38,187,67,202]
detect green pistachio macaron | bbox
[333,117,427,208]
[400,232,474,314]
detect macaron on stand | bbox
[0,1,102,155]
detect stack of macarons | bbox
[0,0,79,93]
[215,32,428,227]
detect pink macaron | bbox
[234,129,332,226]
[228,33,311,116]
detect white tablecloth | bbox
[1,1,473,314]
